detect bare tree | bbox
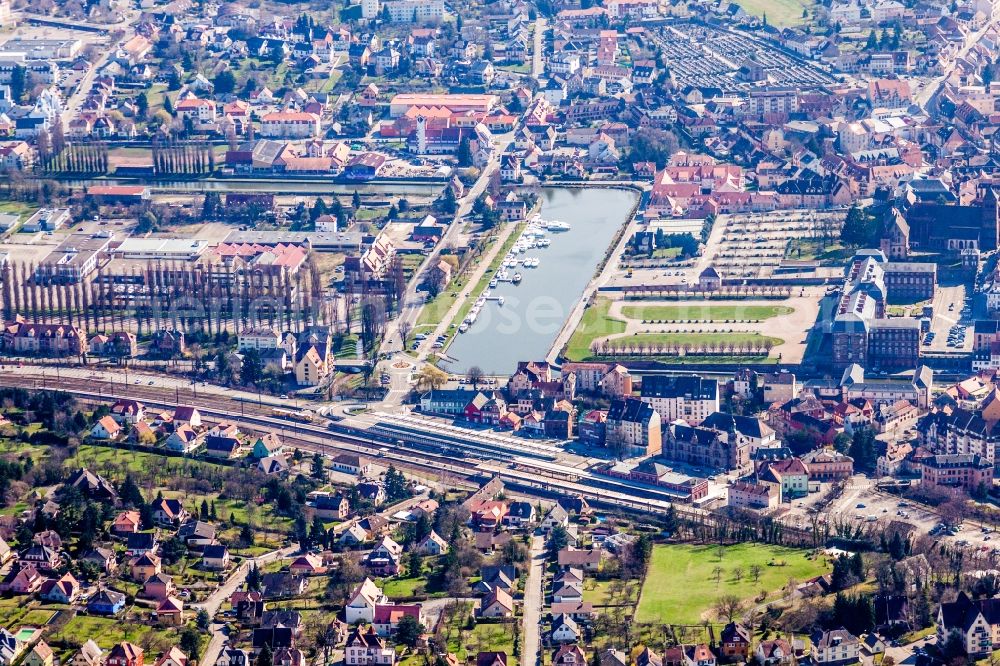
[466,365,485,390]
[714,594,745,622]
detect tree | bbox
[136,92,149,119]
[10,65,25,104]
[866,30,878,50]
[456,137,473,167]
[384,465,411,503]
[749,564,763,583]
[415,366,448,391]
[547,524,569,558]
[628,127,679,168]
[311,452,325,480]
[439,187,458,215]
[214,70,237,94]
[395,615,424,647]
[398,319,413,348]
[714,594,744,621]
[352,190,362,210]
[712,565,724,584]
[240,522,255,546]
[196,608,211,630]
[246,564,262,591]
[466,366,485,389]
[849,427,878,473]
[256,645,273,666]
[180,627,202,661]
[241,348,263,386]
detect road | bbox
[196,544,299,666]
[58,8,141,133]
[378,132,514,364]
[914,6,1000,111]
[413,218,521,363]
[531,18,546,81]
[520,534,545,666]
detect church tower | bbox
[982,185,999,252]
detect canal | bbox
[442,187,639,375]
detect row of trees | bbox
[39,140,109,175]
[623,286,795,299]
[590,338,777,357]
[152,140,217,175]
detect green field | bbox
[635,544,829,624]
[564,298,627,361]
[620,304,793,322]
[47,613,188,659]
[734,0,813,26]
[605,332,782,350]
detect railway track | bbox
[0,374,725,523]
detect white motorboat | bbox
[459,323,469,333]
[498,296,505,306]
[545,220,571,231]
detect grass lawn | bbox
[47,613,186,655]
[564,298,627,361]
[606,332,782,350]
[333,335,359,360]
[447,621,516,662]
[620,304,793,322]
[786,239,852,263]
[70,445,293,539]
[733,0,814,26]
[0,201,38,230]
[381,576,427,598]
[356,207,389,221]
[635,543,829,624]
[652,247,682,260]
[581,579,640,607]
[416,223,523,333]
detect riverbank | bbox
[41,175,446,196]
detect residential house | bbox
[39,572,80,603]
[24,642,52,666]
[150,498,190,526]
[810,629,860,665]
[202,545,231,570]
[156,597,184,626]
[344,626,395,666]
[73,642,103,666]
[106,644,142,666]
[88,589,127,615]
[479,588,515,618]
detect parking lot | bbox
[654,22,836,93]
[705,210,848,280]
[924,282,973,352]
[781,476,1000,554]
